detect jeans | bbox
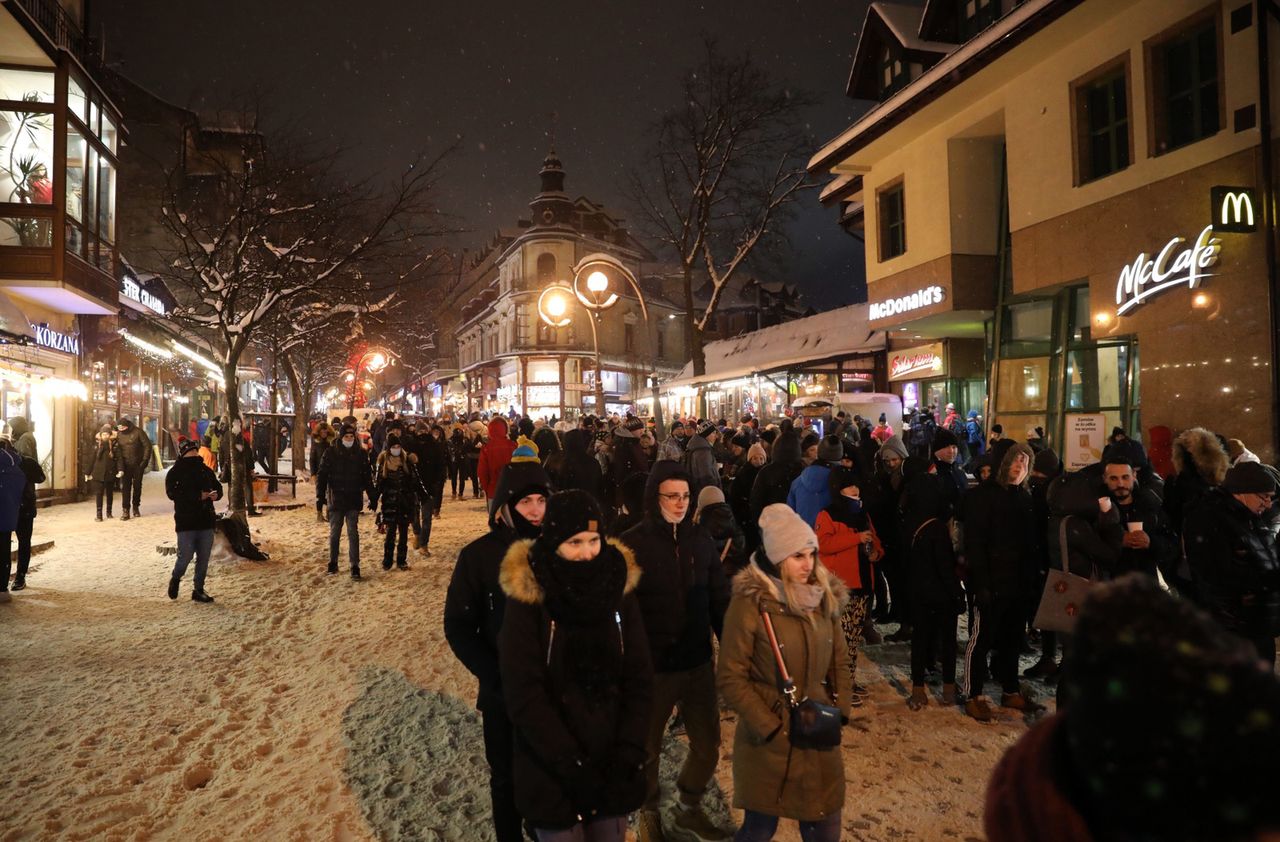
[1,514,34,589]
[411,493,433,551]
[535,816,626,842]
[482,708,525,842]
[329,508,361,570]
[447,462,460,495]
[172,528,215,592]
[735,810,841,842]
[644,661,720,810]
[911,603,957,686]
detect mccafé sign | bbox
[869,285,944,321]
[1115,225,1221,316]
[889,342,945,382]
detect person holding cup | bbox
[1102,457,1178,581]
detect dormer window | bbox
[879,45,909,98]
[959,0,998,40]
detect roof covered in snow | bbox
[662,303,885,390]
[873,2,954,53]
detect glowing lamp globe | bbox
[587,271,609,293]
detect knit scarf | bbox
[770,575,824,614]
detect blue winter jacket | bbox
[787,462,833,528]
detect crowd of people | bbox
[435,405,1280,841]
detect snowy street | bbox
[0,470,1043,842]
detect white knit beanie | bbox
[759,503,818,565]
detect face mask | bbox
[846,497,863,513]
[390,446,402,456]
[342,439,355,448]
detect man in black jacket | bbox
[0,429,45,596]
[444,455,549,842]
[317,424,374,579]
[962,443,1036,721]
[115,416,153,520]
[1184,462,1280,664]
[747,427,803,521]
[1102,456,1177,581]
[621,461,731,842]
[166,438,223,603]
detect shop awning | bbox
[661,303,886,391]
[0,289,36,344]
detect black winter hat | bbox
[697,421,717,439]
[817,434,843,463]
[536,489,605,551]
[386,434,401,449]
[1059,574,1280,840]
[800,431,820,453]
[178,437,201,457]
[1223,461,1277,495]
[828,465,861,495]
[518,417,535,437]
[340,424,357,438]
[731,431,752,449]
[931,426,959,451]
[901,455,931,481]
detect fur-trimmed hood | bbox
[997,442,1035,487]
[499,537,641,606]
[1172,427,1229,485]
[732,554,848,620]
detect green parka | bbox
[716,553,851,822]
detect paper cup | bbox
[1127,522,1143,532]
[1097,497,1112,513]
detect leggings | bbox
[911,603,957,686]
[838,594,871,685]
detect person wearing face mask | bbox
[316,423,374,579]
[1183,461,1280,664]
[961,442,1037,721]
[86,424,120,521]
[497,490,651,842]
[621,460,732,842]
[373,434,426,571]
[114,416,153,520]
[815,466,882,709]
[445,450,552,842]
[717,503,851,842]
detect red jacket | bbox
[815,507,882,591]
[477,418,516,497]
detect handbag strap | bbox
[1058,515,1072,573]
[912,517,938,545]
[759,607,799,709]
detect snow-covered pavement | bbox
[1,470,1041,841]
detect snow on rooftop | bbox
[663,303,885,389]
[872,1,954,54]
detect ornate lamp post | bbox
[346,349,391,412]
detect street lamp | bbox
[568,253,666,434]
[346,348,394,411]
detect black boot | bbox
[121,510,131,521]
[168,577,180,600]
[132,506,141,518]
[351,567,362,581]
[95,510,103,522]
[326,562,338,575]
[192,590,214,603]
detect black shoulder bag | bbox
[759,607,842,750]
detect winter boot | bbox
[168,577,180,600]
[1023,658,1059,679]
[863,618,884,645]
[886,623,913,643]
[382,558,393,571]
[192,590,214,603]
[11,578,25,591]
[965,695,995,722]
[397,561,410,571]
[351,567,362,581]
[121,510,131,521]
[672,799,731,840]
[941,683,959,705]
[327,562,338,575]
[637,810,667,842]
[95,514,103,523]
[132,506,141,518]
[907,685,929,711]
[1002,689,1045,713]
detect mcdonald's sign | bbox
[1210,186,1258,233]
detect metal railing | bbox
[9,0,94,67]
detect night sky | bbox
[97,0,874,309]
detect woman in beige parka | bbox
[716,503,851,841]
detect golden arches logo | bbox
[1220,191,1254,228]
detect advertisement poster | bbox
[1064,413,1106,471]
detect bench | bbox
[252,473,297,498]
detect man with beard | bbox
[1101,457,1176,581]
[444,454,551,842]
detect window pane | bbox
[102,113,118,154]
[1199,83,1219,136]
[0,69,54,104]
[1008,299,1054,343]
[1069,287,1091,343]
[97,157,115,243]
[0,216,51,247]
[1066,345,1128,409]
[65,219,82,255]
[0,109,54,204]
[997,357,1051,412]
[67,75,87,122]
[66,129,86,221]
[84,147,97,236]
[89,99,99,137]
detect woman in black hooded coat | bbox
[550,428,605,505]
[498,490,652,837]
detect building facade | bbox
[813,0,1280,462]
[444,153,688,420]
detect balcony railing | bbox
[10,0,93,67]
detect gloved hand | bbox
[84,474,90,482]
[116,470,124,479]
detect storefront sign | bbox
[888,343,945,382]
[869,285,944,321]
[1211,186,1257,234]
[121,275,166,315]
[1114,225,1220,316]
[526,385,560,406]
[31,323,78,355]
[1064,413,1106,471]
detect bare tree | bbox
[149,116,452,518]
[627,38,817,377]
